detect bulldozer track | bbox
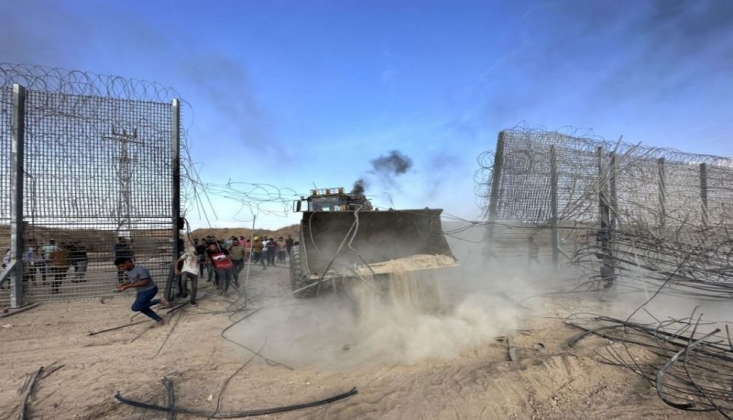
[289,245,309,297]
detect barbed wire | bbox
[0,63,180,102]
[182,176,302,224]
[0,62,206,228]
[477,126,733,299]
[477,126,733,225]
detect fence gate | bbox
[0,64,181,307]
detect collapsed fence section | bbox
[0,64,182,307]
[478,128,733,299]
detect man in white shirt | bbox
[175,245,205,306]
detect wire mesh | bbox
[478,128,733,298]
[0,64,180,306]
[0,87,11,226]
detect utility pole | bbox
[103,126,142,238]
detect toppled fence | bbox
[0,64,182,307]
[477,128,733,299]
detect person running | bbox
[21,239,41,284]
[228,239,245,285]
[175,245,204,306]
[69,241,89,282]
[266,238,277,266]
[252,237,266,270]
[241,236,251,262]
[115,257,169,325]
[207,242,234,296]
[276,237,287,264]
[49,243,70,294]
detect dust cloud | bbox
[229,219,731,382]
[231,221,549,369]
[232,273,521,369]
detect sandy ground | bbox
[0,259,722,420]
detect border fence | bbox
[478,128,733,299]
[0,64,182,308]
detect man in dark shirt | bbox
[69,241,89,282]
[266,238,277,266]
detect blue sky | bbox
[2,0,732,229]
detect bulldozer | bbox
[289,187,457,298]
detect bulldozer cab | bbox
[293,188,372,213]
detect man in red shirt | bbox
[206,242,234,296]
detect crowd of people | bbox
[4,233,297,325]
[117,234,296,325]
[166,235,296,302]
[191,235,295,270]
[3,238,90,293]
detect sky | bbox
[1,0,732,230]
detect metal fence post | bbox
[549,145,559,269]
[597,146,614,288]
[484,131,505,262]
[171,99,181,257]
[609,152,619,230]
[597,147,610,228]
[657,157,666,230]
[700,163,708,228]
[167,98,181,302]
[10,84,26,308]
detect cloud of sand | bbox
[230,220,551,369]
[232,269,521,368]
[351,290,517,364]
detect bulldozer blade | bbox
[299,209,456,276]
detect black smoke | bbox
[350,150,413,195]
[351,178,367,195]
[370,150,413,176]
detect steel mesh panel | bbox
[706,165,733,225]
[23,92,172,221]
[483,128,733,228]
[494,129,602,224]
[479,128,733,296]
[0,87,11,224]
[0,64,179,306]
[614,157,661,226]
[664,160,704,225]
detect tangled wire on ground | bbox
[566,310,733,419]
